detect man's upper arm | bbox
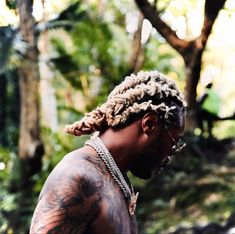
[30,156,102,234]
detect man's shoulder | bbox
[60,148,106,178]
[63,148,101,166]
[30,149,104,234]
[39,148,105,199]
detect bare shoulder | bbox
[30,148,105,234]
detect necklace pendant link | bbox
[129,192,139,216]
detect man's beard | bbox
[130,159,153,179]
[130,155,169,179]
[129,138,168,179]
[130,151,164,179]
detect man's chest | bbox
[87,200,138,234]
[87,179,138,234]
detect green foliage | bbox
[5,0,16,10]
[135,135,235,233]
[1,0,235,233]
[214,121,235,139]
[143,35,184,77]
[0,148,18,233]
[54,1,87,22]
[0,70,20,150]
[31,127,89,209]
[50,4,132,117]
[35,1,88,34]
[0,128,89,233]
[0,1,87,75]
[51,14,130,96]
[0,26,17,74]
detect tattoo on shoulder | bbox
[30,156,104,234]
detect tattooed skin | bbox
[30,150,138,234]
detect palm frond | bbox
[35,1,87,34]
[36,20,76,33]
[50,38,82,89]
[55,1,87,22]
[5,0,16,10]
[0,26,29,74]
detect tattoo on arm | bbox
[30,157,103,234]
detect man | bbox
[30,70,186,234]
[196,82,221,137]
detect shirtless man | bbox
[30,70,186,234]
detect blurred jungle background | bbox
[1,0,235,233]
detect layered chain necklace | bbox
[85,136,139,216]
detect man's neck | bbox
[99,122,141,174]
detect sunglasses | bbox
[164,129,186,156]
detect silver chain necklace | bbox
[85,136,139,216]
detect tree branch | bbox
[128,14,144,74]
[200,0,226,47]
[135,0,190,55]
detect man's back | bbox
[30,149,138,234]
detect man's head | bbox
[128,108,185,179]
[65,70,187,178]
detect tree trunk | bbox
[17,0,44,160]
[9,0,44,232]
[183,41,204,128]
[128,14,145,74]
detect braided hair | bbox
[64,70,187,136]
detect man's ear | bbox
[141,112,158,135]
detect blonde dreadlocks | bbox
[64,70,187,136]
